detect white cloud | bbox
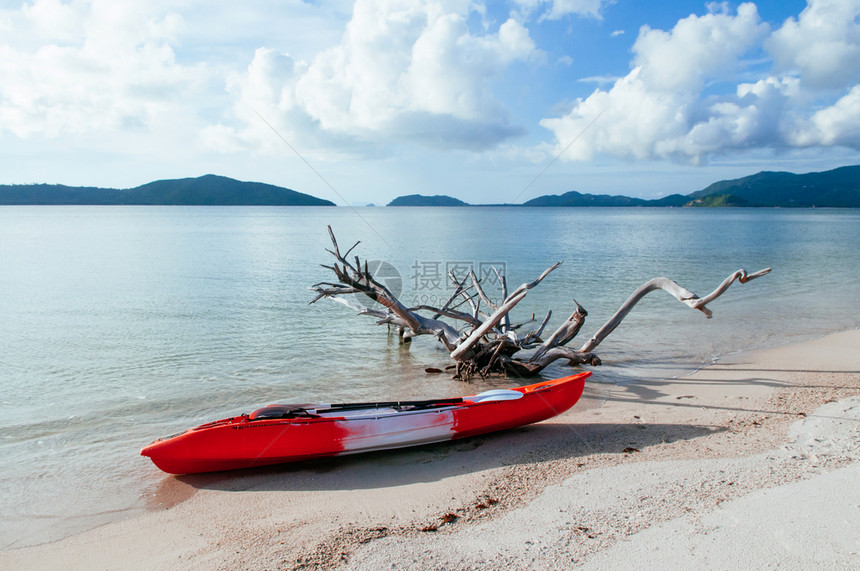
[21,0,83,42]
[767,0,860,91]
[791,85,860,147]
[207,0,540,154]
[632,3,767,92]
[578,75,620,85]
[0,0,204,139]
[540,0,860,162]
[541,2,768,161]
[200,47,337,157]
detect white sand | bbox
[2,329,858,570]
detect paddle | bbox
[321,388,523,412]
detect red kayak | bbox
[141,371,590,474]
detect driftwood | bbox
[310,226,771,380]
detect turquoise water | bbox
[1,206,858,547]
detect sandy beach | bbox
[2,329,858,570]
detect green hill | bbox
[524,190,689,207]
[0,174,335,206]
[687,166,860,207]
[387,194,469,206]
[524,165,860,208]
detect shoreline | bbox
[2,329,858,569]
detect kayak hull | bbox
[141,372,590,474]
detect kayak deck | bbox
[141,371,590,474]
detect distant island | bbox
[0,174,335,206]
[522,191,689,207]
[5,166,859,208]
[386,165,860,208]
[388,194,468,207]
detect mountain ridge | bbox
[385,165,860,208]
[3,166,859,208]
[0,174,335,206]
[387,194,468,207]
[686,165,860,207]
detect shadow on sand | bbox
[148,419,721,507]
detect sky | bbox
[1,0,859,204]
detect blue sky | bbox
[1,0,858,204]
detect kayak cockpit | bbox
[245,388,524,422]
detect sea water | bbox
[1,206,858,548]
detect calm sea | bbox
[1,206,858,548]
